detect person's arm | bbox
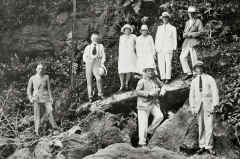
[83,46,89,63]
[210,77,219,111]
[189,80,196,113]
[47,75,53,103]
[149,35,156,56]
[100,44,106,65]
[189,19,203,38]
[155,26,160,53]
[27,77,33,102]
[173,27,177,51]
[183,21,189,38]
[136,80,150,97]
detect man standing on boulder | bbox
[180,6,203,80]
[136,67,166,147]
[27,63,58,136]
[155,12,177,84]
[189,61,219,155]
[83,32,106,102]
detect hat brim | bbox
[193,64,204,70]
[160,15,170,19]
[121,26,133,33]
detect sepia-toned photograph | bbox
[0,0,240,158]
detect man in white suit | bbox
[189,61,219,155]
[155,12,177,84]
[83,32,106,102]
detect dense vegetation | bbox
[1,0,240,158]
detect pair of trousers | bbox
[198,104,214,149]
[138,105,164,145]
[34,102,56,134]
[180,47,198,74]
[157,51,173,80]
[85,59,103,98]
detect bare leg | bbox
[34,103,40,135]
[119,73,125,90]
[125,73,131,90]
[45,102,57,129]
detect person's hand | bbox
[101,61,105,66]
[50,97,54,104]
[30,97,34,103]
[149,90,159,97]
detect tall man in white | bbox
[180,6,203,80]
[189,61,219,155]
[155,12,177,84]
[83,32,106,102]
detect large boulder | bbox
[149,101,240,159]
[83,143,186,159]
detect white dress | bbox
[136,35,156,74]
[118,34,137,74]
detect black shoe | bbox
[89,97,93,103]
[165,79,170,84]
[99,95,104,100]
[182,74,192,80]
[197,148,206,154]
[146,133,153,143]
[206,149,216,155]
[118,86,124,92]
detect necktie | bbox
[199,75,202,92]
[92,44,97,56]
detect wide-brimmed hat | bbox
[140,24,149,31]
[143,67,155,73]
[160,12,171,19]
[121,24,133,33]
[188,6,197,13]
[98,65,108,76]
[193,61,204,70]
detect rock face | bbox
[83,143,186,159]
[149,101,240,159]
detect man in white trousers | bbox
[83,32,106,102]
[136,67,166,147]
[180,6,203,80]
[189,61,219,155]
[155,12,177,84]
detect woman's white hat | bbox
[121,24,133,33]
[160,12,171,19]
[140,24,149,31]
[188,6,197,13]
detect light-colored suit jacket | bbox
[155,23,177,52]
[189,73,219,113]
[83,43,106,64]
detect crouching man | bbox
[136,67,166,147]
[27,63,57,135]
[189,61,219,155]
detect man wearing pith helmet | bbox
[155,11,177,84]
[180,6,204,80]
[189,61,219,155]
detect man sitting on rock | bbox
[27,63,58,136]
[136,67,166,147]
[189,61,219,155]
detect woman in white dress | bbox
[136,24,156,74]
[118,24,137,91]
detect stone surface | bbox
[83,143,186,159]
[149,101,239,159]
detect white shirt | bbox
[83,43,106,63]
[189,73,219,112]
[155,23,177,52]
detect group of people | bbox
[26,6,219,155]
